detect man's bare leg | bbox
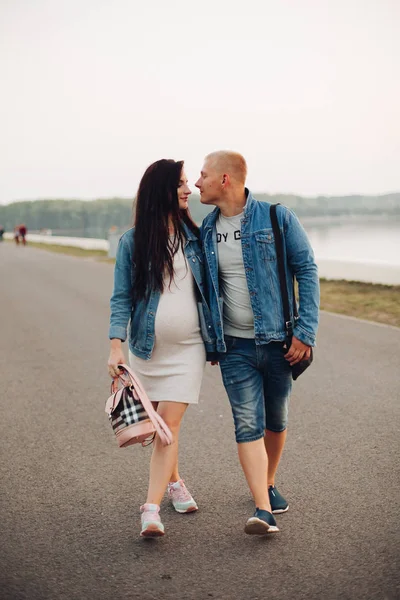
[237,438,271,511]
[264,429,287,486]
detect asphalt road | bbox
[1,242,399,600]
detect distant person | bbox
[14,226,20,245]
[19,224,27,245]
[0,225,4,241]
[197,151,320,535]
[108,159,214,538]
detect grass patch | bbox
[320,279,400,327]
[96,256,117,264]
[26,241,108,258]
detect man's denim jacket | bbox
[109,224,215,359]
[201,190,320,354]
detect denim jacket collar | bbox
[203,188,255,231]
[182,222,199,243]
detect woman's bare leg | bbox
[146,401,188,505]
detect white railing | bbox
[3,232,109,251]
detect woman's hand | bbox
[108,339,126,378]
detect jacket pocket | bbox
[256,231,277,262]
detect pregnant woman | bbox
[108,159,213,538]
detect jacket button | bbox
[211,251,215,255]
[192,258,196,262]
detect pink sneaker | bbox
[167,479,198,514]
[140,503,165,537]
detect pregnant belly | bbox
[154,293,201,344]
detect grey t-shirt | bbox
[216,211,255,338]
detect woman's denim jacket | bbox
[201,190,320,354]
[109,224,215,359]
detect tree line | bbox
[0,193,398,239]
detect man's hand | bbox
[284,336,311,366]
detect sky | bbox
[1,0,399,204]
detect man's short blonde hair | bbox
[205,151,247,184]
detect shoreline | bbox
[4,240,400,328]
[316,258,400,286]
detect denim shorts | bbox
[219,336,292,443]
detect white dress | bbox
[129,245,206,403]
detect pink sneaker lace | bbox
[168,480,192,502]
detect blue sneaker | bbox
[268,485,289,514]
[244,508,279,535]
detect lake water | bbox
[40,215,400,285]
[301,216,400,285]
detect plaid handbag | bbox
[105,364,173,448]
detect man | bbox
[196,151,319,535]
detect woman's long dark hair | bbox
[132,159,199,302]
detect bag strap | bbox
[123,365,173,444]
[105,364,173,445]
[270,204,295,339]
[119,364,173,445]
